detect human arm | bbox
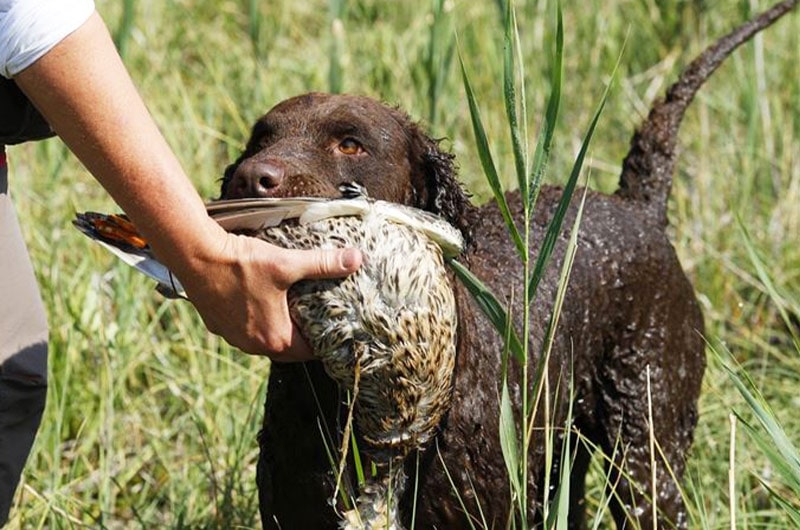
[13,11,361,360]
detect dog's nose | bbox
[231,159,285,197]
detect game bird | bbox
[74,184,464,529]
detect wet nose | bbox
[230,158,285,198]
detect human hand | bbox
[173,223,362,361]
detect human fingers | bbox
[274,247,363,285]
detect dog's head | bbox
[220,92,473,238]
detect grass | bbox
[454,3,616,525]
[5,0,800,527]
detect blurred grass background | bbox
[4,0,799,527]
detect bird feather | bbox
[74,197,464,297]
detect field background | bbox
[5,0,799,528]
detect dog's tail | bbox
[616,0,798,225]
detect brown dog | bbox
[219,3,796,528]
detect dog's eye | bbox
[337,138,364,155]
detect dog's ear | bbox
[403,118,475,245]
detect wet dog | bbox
[220,2,797,527]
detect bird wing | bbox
[208,198,464,256]
[206,197,373,231]
[74,197,464,296]
[73,198,335,298]
[370,201,464,258]
[73,212,187,298]
[207,197,331,231]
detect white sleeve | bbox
[0,0,95,78]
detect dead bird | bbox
[74,184,463,529]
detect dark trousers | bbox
[0,151,48,526]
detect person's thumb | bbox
[284,247,363,283]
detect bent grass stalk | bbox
[646,366,656,530]
[729,413,737,530]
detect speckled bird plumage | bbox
[250,206,457,454]
[74,190,463,530]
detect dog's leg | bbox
[258,362,344,529]
[595,267,704,529]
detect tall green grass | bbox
[5,0,799,528]
[453,1,627,525]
